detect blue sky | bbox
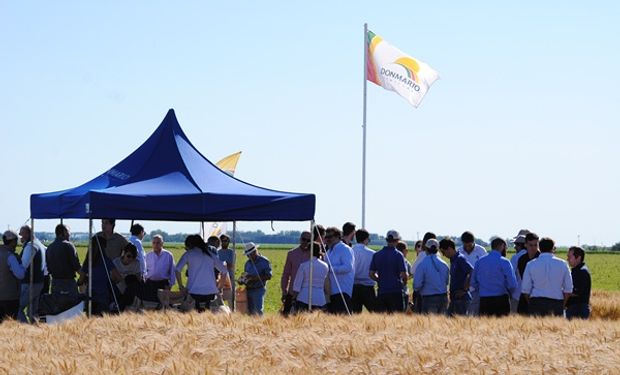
[1,1,618,246]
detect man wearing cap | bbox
[46,224,81,298]
[470,237,516,317]
[281,232,311,315]
[351,229,377,313]
[218,234,236,310]
[325,227,355,314]
[0,230,25,322]
[439,238,473,316]
[457,231,487,316]
[369,230,408,313]
[413,238,449,314]
[509,229,529,313]
[521,237,573,317]
[17,225,46,323]
[243,242,272,315]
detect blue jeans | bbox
[247,287,266,315]
[18,283,43,323]
[566,303,590,319]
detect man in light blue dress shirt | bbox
[325,227,354,314]
[470,237,516,317]
[413,238,449,314]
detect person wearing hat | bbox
[413,238,449,314]
[242,242,272,315]
[0,230,25,322]
[509,229,529,313]
[369,230,408,313]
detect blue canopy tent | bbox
[29,109,316,316]
[31,109,315,221]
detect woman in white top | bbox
[292,242,329,311]
[175,235,228,312]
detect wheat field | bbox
[1,292,619,375]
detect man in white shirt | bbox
[521,237,573,317]
[457,231,487,316]
[351,229,377,313]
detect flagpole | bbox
[362,22,368,229]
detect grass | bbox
[75,244,620,314]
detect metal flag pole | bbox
[362,22,368,229]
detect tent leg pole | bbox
[309,220,314,312]
[232,221,236,312]
[88,218,93,317]
[29,218,35,323]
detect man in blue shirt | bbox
[369,230,407,313]
[351,229,377,313]
[413,238,449,314]
[439,238,473,316]
[243,242,272,315]
[471,237,516,317]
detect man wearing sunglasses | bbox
[325,227,354,314]
[112,243,141,311]
[281,231,312,315]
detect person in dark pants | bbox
[0,230,25,322]
[46,224,81,299]
[351,229,377,313]
[565,246,591,319]
[325,227,354,314]
[521,237,573,317]
[471,238,516,317]
[369,230,408,313]
[517,232,540,315]
[413,238,449,314]
[280,232,312,316]
[439,238,473,316]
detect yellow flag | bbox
[216,151,242,176]
[207,151,243,237]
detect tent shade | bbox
[31,109,315,221]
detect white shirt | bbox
[521,253,573,300]
[129,235,147,276]
[175,248,228,295]
[293,257,329,306]
[510,249,527,300]
[457,244,487,266]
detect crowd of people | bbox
[280,223,591,319]
[0,219,591,323]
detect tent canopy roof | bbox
[30,109,315,221]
